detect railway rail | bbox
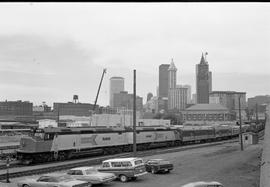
[0,138,239,181]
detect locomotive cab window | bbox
[44,133,54,140]
[34,132,44,140]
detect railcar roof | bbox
[41,127,125,133]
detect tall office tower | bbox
[168,59,177,89]
[109,77,124,107]
[196,53,211,104]
[159,64,170,98]
[168,86,188,110]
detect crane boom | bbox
[93,68,106,112]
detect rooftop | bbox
[185,104,229,111]
[211,91,246,94]
[110,77,124,80]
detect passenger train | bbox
[16,123,261,164]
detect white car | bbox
[66,166,116,184]
[17,173,92,187]
[181,181,224,187]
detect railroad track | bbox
[0,138,239,181]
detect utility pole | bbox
[6,157,10,183]
[57,106,60,127]
[133,70,137,157]
[238,96,244,151]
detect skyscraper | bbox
[196,53,211,104]
[167,60,188,110]
[109,77,124,107]
[168,86,188,111]
[168,59,177,89]
[159,64,170,98]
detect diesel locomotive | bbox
[16,123,249,164]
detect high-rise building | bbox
[209,91,247,120]
[159,64,170,98]
[196,53,211,104]
[181,85,192,104]
[191,93,197,104]
[167,60,188,111]
[168,86,188,111]
[110,77,124,107]
[168,59,177,89]
[248,95,270,111]
[0,100,33,116]
[53,102,95,116]
[113,91,143,111]
[208,71,212,92]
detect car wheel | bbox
[120,174,128,182]
[151,168,156,174]
[23,185,30,187]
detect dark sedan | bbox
[145,159,173,174]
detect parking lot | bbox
[1,141,261,187]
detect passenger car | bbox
[145,159,173,174]
[98,157,147,182]
[181,181,224,187]
[17,173,92,187]
[66,166,116,184]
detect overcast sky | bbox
[0,3,269,107]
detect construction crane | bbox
[92,68,107,113]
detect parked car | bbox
[98,157,148,182]
[181,181,224,187]
[145,159,173,174]
[66,166,116,184]
[17,173,92,187]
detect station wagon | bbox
[98,157,147,182]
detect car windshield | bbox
[55,175,73,182]
[159,160,170,164]
[85,168,98,174]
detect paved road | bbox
[1,141,261,187]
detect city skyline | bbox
[0,3,269,106]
